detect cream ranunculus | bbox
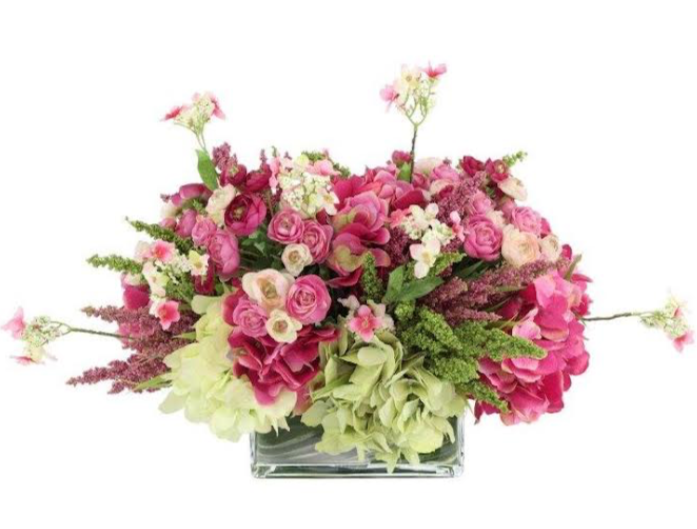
[281,243,313,276]
[242,269,294,312]
[205,184,237,225]
[502,225,541,268]
[540,234,562,262]
[498,177,528,201]
[265,309,303,343]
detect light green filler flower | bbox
[159,296,296,441]
[301,327,465,470]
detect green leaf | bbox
[134,375,171,392]
[397,163,412,183]
[196,149,219,191]
[383,266,405,304]
[395,277,444,302]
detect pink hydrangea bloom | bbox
[2,308,26,339]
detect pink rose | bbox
[268,209,304,245]
[464,215,503,261]
[285,275,331,325]
[192,217,218,247]
[176,209,198,238]
[300,220,333,263]
[466,191,494,216]
[511,207,543,236]
[224,194,267,236]
[233,298,269,338]
[208,230,240,279]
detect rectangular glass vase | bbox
[250,417,464,478]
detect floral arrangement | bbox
[4,65,693,471]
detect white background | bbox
[1,1,696,528]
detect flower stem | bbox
[66,326,132,340]
[582,312,646,322]
[409,124,419,178]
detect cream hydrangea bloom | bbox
[159,295,296,441]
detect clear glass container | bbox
[250,417,464,478]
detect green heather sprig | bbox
[87,254,142,275]
[359,253,385,302]
[502,150,528,168]
[127,218,194,253]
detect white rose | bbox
[414,157,443,176]
[282,244,313,277]
[499,177,528,201]
[540,235,562,262]
[502,226,541,268]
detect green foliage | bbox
[87,254,142,275]
[359,253,385,302]
[397,163,412,182]
[431,252,465,277]
[196,149,219,191]
[165,276,196,304]
[239,226,283,269]
[127,218,194,253]
[394,300,415,323]
[180,197,207,214]
[459,380,509,413]
[382,264,443,304]
[502,150,528,168]
[455,321,547,362]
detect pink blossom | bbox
[421,62,447,79]
[232,298,269,338]
[392,150,412,167]
[2,308,26,339]
[163,105,186,121]
[460,156,485,177]
[466,191,494,216]
[224,194,267,236]
[150,241,176,263]
[153,300,181,331]
[195,92,226,119]
[348,305,382,342]
[464,215,503,261]
[285,275,331,325]
[511,207,543,236]
[674,331,694,352]
[191,217,218,247]
[300,220,333,263]
[333,191,390,245]
[268,209,304,245]
[450,212,466,242]
[208,230,240,279]
[171,184,212,207]
[380,84,399,109]
[308,159,339,177]
[327,232,390,280]
[122,282,150,310]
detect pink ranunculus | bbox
[466,191,494,216]
[460,156,484,177]
[171,183,212,207]
[485,159,509,183]
[464,215,503,261]
[224,194,267,236]
[333,191,390,245]
[208,230,240,279]
[2,308,26,339]
[300,220,333,263]
[674,331,694,352]
[122,279,150,310]
[176,209,198,238]
[268,209,304,245]
[222,285,245,326]
[191,217,218,247]
[511,207,543,236]
[285,275,331,325]
[233,298,269,338]
[153,300,181,331]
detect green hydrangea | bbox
[159,296,296,441]
[301,327,465,470]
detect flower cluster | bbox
[3,66,692,473]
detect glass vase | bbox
[250,416,464,478]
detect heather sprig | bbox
[87,254,142,275]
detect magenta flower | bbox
[208,230,240,279]
[2,308,26,339]
[285,275,331,325]
[152,300,181,331]
[484,159,509,183]
[224,194,267,236]
[460,156,485,177]
[421,62,447,79]
[268,209,304,245]
[333,191,390,245]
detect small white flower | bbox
[339,295,361,315]
[134,241,152,263]
[188,250,209,277]
[160,200,179,220]
[142,262,169,297]
[410,238,441,279]
[282,244,313,276]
